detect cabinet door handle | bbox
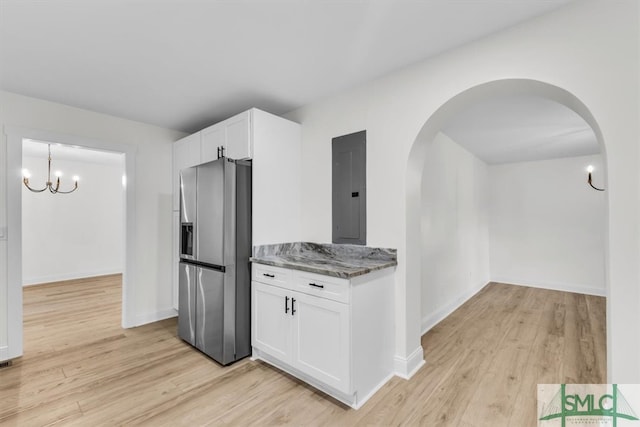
[308,283,324,289]
[291,298,296,315]
[263,273,275,278]
[285,296,289,314]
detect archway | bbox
[406,79,609,374]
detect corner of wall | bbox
[394,346,426,380]
[134,308,178,327]
[421,281,488,335]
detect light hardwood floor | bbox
[0,276,605,426]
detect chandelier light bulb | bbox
[72,175,79,182]
[22,169,31,179]
[587,165,594,173]
[55,170,63,177]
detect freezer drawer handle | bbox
[285,296,290,314]
[263,273,275,278]
[291,298,296,315]
[308,283,324,289]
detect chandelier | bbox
[22,144,79,194]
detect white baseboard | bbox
[0,344,20,362]
[134,308,178,327]
[394,346,425,380]
[23,269,123,286]
[254,348,358,408]
[355,372,395,409]
[421,281,487,335]
[492,277,606,297]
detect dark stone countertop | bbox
[250,242,397,279]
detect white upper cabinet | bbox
[172,110,256,211]
[201,123,225,163]
[172,132,202,211]
[201,110,252,163]
[225,111,251,160]
[172,108,301,216]
[174,132,202,169]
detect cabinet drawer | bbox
[292,270,350,304]
[252,264,292,289]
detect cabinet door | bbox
[252,281,292,363]
[225,111,252,160]
[292,292,350,393]
[172,133,202,210]
[201,124,225,163]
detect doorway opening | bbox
[21,139,126,354]
[22,139,125,285]
[4,127,137,360]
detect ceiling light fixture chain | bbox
[22,144,79,194]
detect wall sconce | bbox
[587,165,604,192]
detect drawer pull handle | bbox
[291,298,296,315]
[263,273,275,278]
[285,296,290,314]
[308,283,324,289]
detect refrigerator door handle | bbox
[197,268,206,349]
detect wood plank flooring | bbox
[0,276,605,426]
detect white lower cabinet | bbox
[292,291,350,393]
[253,281,293,362]
[251,263,395,409]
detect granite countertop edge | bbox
[249,256,397,279]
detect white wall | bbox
[489,155,606,296]
[22,153,125,285]
[0,121,7,359]
[0,90,186,360]
[421,132,489,333]
[285,0,639,381]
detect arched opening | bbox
[406,78,609,374]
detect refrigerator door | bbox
[178,262,197,346]
[197,159,236,266]
[180,166,198,261]
[195,266,229,363]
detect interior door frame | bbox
[5,126,137,358]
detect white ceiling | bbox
[0,0,573,134]
[23,139,125,166]
[441,96,599,164]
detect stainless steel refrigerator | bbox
[178,157,251,365]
